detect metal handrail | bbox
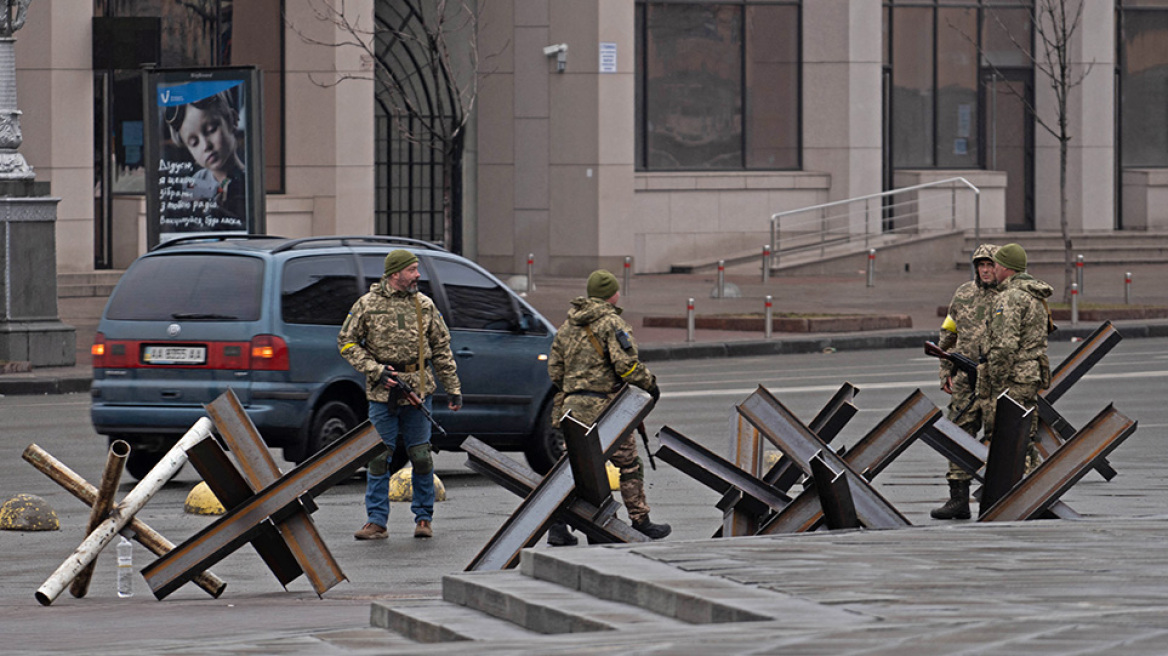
[768,176,981,267]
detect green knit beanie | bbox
[993,243,1027,272]
[384,249,418,276]
[586,269,620,300]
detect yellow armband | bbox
[940,315,957,334]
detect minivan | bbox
[91,235,562,479]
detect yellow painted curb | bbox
[184,481,226,515]
[0,493,59,531]
[388,466,447,502]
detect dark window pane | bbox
[745,5,799,169]
[281,255,359,325]
[645,4,743,169]
[937,7,979,167]
[1122,9,1168,167]
[892,7,935,168]
[636,4,645,169]
[428,259,518,332]
[982,8,1032,68]
[107,254,263,321]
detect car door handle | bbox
[455,347,475,358]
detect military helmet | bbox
[971,243,999,264]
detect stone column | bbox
[0,2,75,367]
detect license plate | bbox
[142,345,206,365]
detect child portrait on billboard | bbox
[157,81,248,236]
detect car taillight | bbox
[92,332,137,368]
[249,334,290,371]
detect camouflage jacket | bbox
[937,279,999,384]
[548,296,655,397]
[984,272,1053,393]
[337,280,460,404]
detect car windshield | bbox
[106,254,264,321]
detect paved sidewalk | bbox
[4,261,1168,395]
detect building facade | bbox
[16,1,1168,280]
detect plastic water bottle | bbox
[116,536,133,598]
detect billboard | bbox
[144,67,265,247]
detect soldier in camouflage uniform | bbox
[979,243,1053,479]
[339,250,462,540]
[546,270,671,541]
[930,243,1000,520]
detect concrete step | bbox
[370,598,543,643]
[57,271,123,298]
[520,546,863,627]
[441,570,695,634]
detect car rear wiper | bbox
[171,313,239,320]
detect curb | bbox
[0,376,91,396]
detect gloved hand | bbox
[378,367,396,389]
[647,383,661,402]
[449,393,462,411]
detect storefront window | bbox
[1120,4,1168,167]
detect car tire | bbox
[124,447,165,481]
[524,400,565,475]
[302,400,360,462]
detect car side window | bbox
[428,258,519,332]
[281,255,360,325]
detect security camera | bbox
[543,43,568,73]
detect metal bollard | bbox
[1076,254,1084,296]
[526,253,535,293]
[764,295,773,340]
[686,298,695,342]
[623,256,632,294]
[716,260,726,298]
[1125,271,1132,305]
[1071,282,1079,326]
[866,249,876,288]
[761,245,771,284]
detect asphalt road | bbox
[2,338,1166,653]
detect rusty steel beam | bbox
[562,414,614,509]
[466,386,654,571]
[1036,396,1118,482]
[205,391,344,595]
[68,439,129,599]
[764,382,860,493]
[186,437,302,588]
[22,443,227,598]
[1045,321,1121,403]
[809,453,859,530]
[757,390,938,534]
[978,394,1032,516]
[142,422,384,600]
[980,405,1136,522]
[738,386,911,529]
[461,437,648,544]
[657,425,791,518]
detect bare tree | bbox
[964,0,1093,302]
[292,0,479,252]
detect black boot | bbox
[930,480,971,520]
[632,516,672,540]
[547,521,578,546]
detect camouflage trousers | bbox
[945,375,983,482]
[982,380,1042,476]
[559,393,651,524]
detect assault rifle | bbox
[923,341,982,420]
[636,423,657,470]
[383,369,447,438]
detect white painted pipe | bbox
[36,417,213,606]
